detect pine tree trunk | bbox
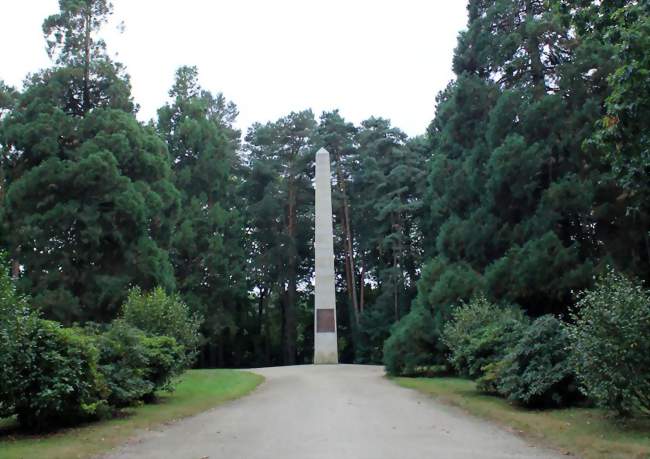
[283,185,297,365]
[340,208,353,301]
[359,254,365,314]
[525,0,546,100]
[393,252,399,322]
[11,259,20,279]
[83,8,92,113]
[641,226,650,264]
[335,153,359,325]
[217,332,225,368]
[257,287,266,336]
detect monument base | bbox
[314,331,338,364]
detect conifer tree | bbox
[352,118,427,362]
[243,111,316,365]
[0,0,179,322]
[157,66,247,366]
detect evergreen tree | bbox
[352,118,427,362]
[157,66,247,367]
[243,111,316,365]
[0,0,179,322]
[417,0,619,316]
[0,81,18,257]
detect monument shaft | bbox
[314,148,338,364]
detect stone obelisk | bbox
[314,147,338,364]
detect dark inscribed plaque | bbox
[316,309,335,333]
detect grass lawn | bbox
[0,369,263,459]
[395,377,650,459]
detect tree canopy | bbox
[0,0,648,369]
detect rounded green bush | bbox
[383,306,445,376]
[121,286,202,366]
[442,295,528,382]
[497,315,579,408]
[1,318,106,430]
[568,270,650,417]
[93,320,185,407]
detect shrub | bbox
[476,360,507,394]
[497,315,579,408]
[0,259,106,430]
[93,321,155,407]
[1,318,106,430]
[383,306,446,376]
[0,258,32,419]
[121,287,202,366]
[93,321,184,407]
[443,295,528,381]
[141,334,185,396]
[567,270,650,417]
[0,290,38,418]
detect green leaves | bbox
[157,67,245,362]
[497,315,579,408]
[383,306,444,376]
[43,0,113,65]
[121,286,202,366]
[594,2,650,212]
[2,100,179,321]
[2,7,179,324]
[1,315,107,430]
[414,0,646,318]
[442,296,527,380]
[93,319,185,407]
[568,270,650,417]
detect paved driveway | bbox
[102,365,562,459]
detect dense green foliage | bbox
[442,297,527,381]
[93,320,184,407]
[121,286,201,366]
[157,66,247,367]
[497,316,578,408]
[1,255,104,430]
[1,0,178,323]
[1,0,649,426]
[382,306,442,376]
[9,320,106,430]
[593,1,650,242]
[382,0,650,418]
[0,254,190,429]
[242,110,317,365]
[0,286,106,430]
[0,370,264,459]
[568,271,650,417]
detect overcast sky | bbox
[1,1,468,137]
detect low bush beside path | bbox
[0,369,263,459]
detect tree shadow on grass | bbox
[0,391,176,440]
[0,408,137,440]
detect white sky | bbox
[1,1,468,137]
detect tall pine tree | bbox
[157,66,247,367]
[0,0,179,322]
[243,110,316,365]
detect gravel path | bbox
[101,364,562,459]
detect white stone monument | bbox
[313,147,338,364]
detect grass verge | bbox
[394,377,650,459]
[0,369,264,459]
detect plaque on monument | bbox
[316,309,335,333]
